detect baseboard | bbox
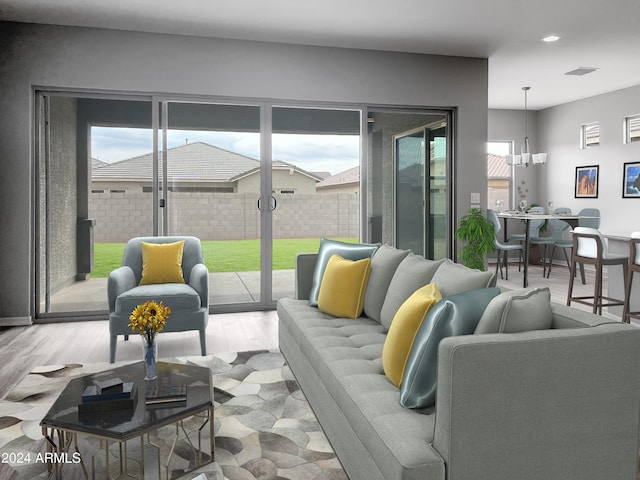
[0,316,33,326]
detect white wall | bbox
[538,84,640,236]
[0,21,488,324]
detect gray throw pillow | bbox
[363,244,410,323]
[430,259,496,297]
[379,254,444,330]
[474,287,553,334]
[308,238,378,307]
[400,287,501,409]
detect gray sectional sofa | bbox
[277,244,640,480]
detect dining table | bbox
[497,211,590,287]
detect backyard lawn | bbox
[92,238,358,277]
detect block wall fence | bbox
[90,192,359,242]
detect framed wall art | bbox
[575,165,599,198]
[623,161,640,198]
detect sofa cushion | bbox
[383,283,442,387]
[308,238,378,307]
[363,244,410,323]
[399,287,500,409]
[318,254,372,319]
[379,254,444,330]
[430,258,496,296]
[115,283,201,316]
[139,240,185,285]
[474,287,553,334]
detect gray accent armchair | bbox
[108,236,209,363]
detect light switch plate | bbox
[470,192,480,204]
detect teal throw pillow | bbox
[399,287,500,409]
[308,238,378,307]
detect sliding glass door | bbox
[35,91,452,320]
[366,109,451,259]
[159,100,263,309]
[270,106,361,303]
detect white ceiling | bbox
[1,0,639,110]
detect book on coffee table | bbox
[78,383,138,413]
[145,384,187,405]
[81,381,134,403]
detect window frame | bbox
[624,114,640,144]
[580,122,600,149]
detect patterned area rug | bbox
[0,350,348,480]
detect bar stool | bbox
[622,232,640,323]
[567,227,628,315]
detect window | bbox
[580,122,600,148]
[487,141,512,211]
[624,114,640,144]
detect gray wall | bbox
[537,85,640,236]
[0,21,488,324]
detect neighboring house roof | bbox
[487,153,510,178]
[91,141,322,183]
[92,158,108,169]
[232,159,324,183]
[316,166,359,189]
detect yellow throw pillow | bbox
[382,283,442,388]
[317,254,372,319]
[139,240,186,285]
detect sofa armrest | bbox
[295,253,318,300]
[189,263,209,308]
[432,323,640,480]
[107,266,136,312]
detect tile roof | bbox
[316,165,359,189]
[487,153,510,178]
[91,142,321,182]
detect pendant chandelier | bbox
[506,87,547,167]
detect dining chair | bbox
[487,209,523,281]
[545,207,575,279]
[622,232,640,323]
[578,207,601,228]
[567,227,628,315]
[507,206,555,276]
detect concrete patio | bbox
[46,270,295,314]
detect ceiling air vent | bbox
[565,67,599,76]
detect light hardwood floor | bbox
[0,261,626,401]
[0,310,279,400]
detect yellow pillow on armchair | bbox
[139,240,186,285]
[317,254,371,319]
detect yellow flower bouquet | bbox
[129,300,170,380]
[129,300,171,347]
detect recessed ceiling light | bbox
[542,35,560,42]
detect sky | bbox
[91,127,360,176]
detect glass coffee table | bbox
[40,361,214,479]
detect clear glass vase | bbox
[142,339,158,381]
